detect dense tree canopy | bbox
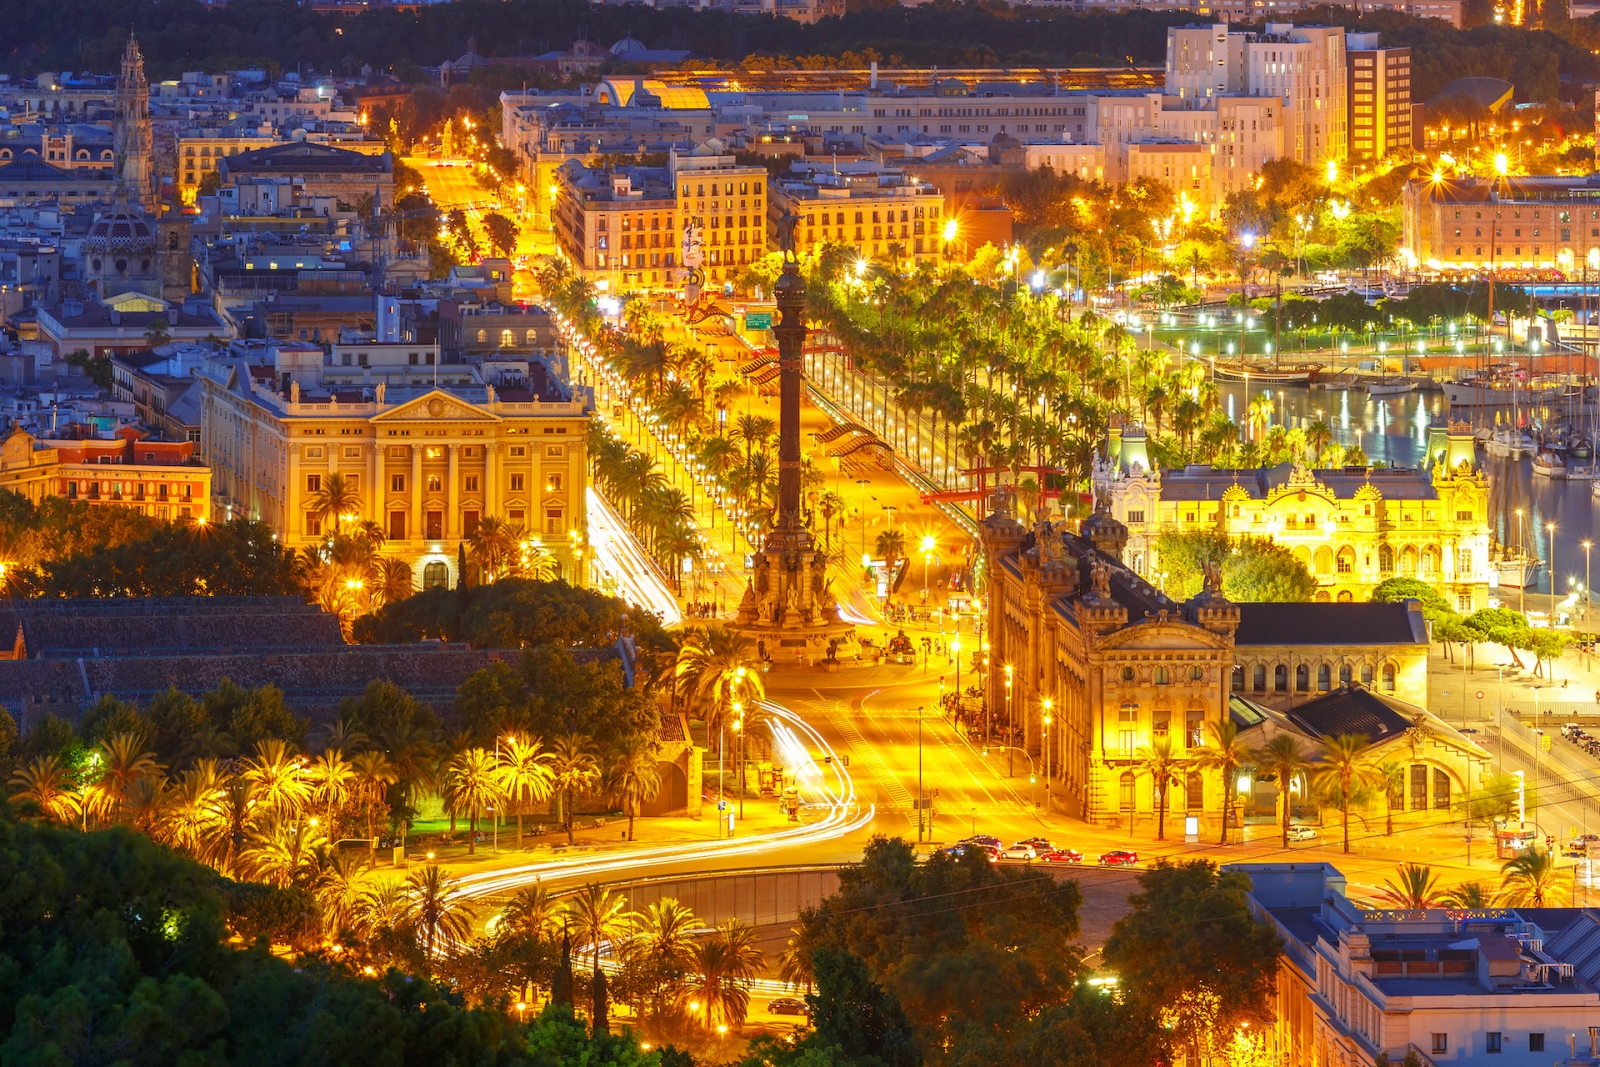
[1153,530,1316,602]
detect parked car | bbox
[1041,848,1084,864]
[1000,843,1039,861]
[944,843,1000,863]
[1098,850,1140,866]
[1017,836,1055,853]
[768,998,809,1016]
[962,834,1003,849]
[1285,825,1318,842]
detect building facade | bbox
[199,355,592,587]
[1100,428,1492,613]
[1346,34,1412,165]
[770,163,948,265]
[0,429,211,522]
[1402,175,1600,274]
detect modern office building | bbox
[1347,33,1413,165]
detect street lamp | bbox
[1547,522,1557,626]
[921,534,936,599]
[951,636,962,723]
[1584,540,1593,630]
[1041,697,1053,812]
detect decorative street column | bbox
[410,444,423,543]
[447,443,461,540]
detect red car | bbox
[1098,850,1139,866]
[1041,848,1084,864]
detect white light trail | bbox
[586,485,683,627]
[457,699,871,900]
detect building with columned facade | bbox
[198,352,592,589]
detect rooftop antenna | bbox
[434,339,440,387]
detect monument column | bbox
[447,443,461,539]
[773,254,804,530]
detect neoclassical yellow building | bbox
[1100,425,1490,613]
[198,355,591,587]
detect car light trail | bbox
[586,485,683,627]
[458,699,871,900]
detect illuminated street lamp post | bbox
[1548,522,1558,625]
[1042,697,1054,812]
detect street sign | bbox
[1476,690,1485,700]
[745,312,773,330]
[913,799,933,809]
[1541,734,1552,751]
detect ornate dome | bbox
[88,208,155,254]
[610,35,646,55]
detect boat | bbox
[1208,359,1323,385]
[1532,451,1568,478]
[1571,434,1594,461]
[1483,428,1535,459]
[1442,362,1571,407]
[1366,377,1415,397]
[1495,555,1544,588]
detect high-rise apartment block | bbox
[1346,33,1412,166]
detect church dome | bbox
[88,207,155,254]
[610,35,646,55]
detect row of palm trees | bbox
[1139,721,1457,853]
[1377,856,1566,911]
[495,882,768,1035]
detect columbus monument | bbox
[734,212,854,663]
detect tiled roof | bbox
[1281,684,1418,743]
[1235,602,1426,646]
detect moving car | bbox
[1098,849,1139,866]
[1018,837,1054,853]
[1000,843,1039,861]
[1285,825,1318,842]
[962,834,1003,849]
[943,843,1000,863]
[1041,848,1084,864]
[768,997,809,1016]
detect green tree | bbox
[1500,847,1563,907]
[1313,733,1375,854]
[481,211,519,258]
[1252,733,1312,847]
[1377,862,1444,909]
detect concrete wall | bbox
[605,866,841,928]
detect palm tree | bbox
[372,557,416,610]
[875,528,906,600]
[678,919,766,1035]
[241,738,311,820]
[444,747,503,855]
[1442,880,1496,909]
[674,625,765,746]
[1191,718,1250,845]
[239,815,326,888]
[404,864,477,962]
[1377,863,1443,909]
[1374,760,1407,837]
[311,848,370,936]
[86,733,164,825]
[308,748,356,836]
[499,885,563,941]
[9,754,81,824]
[565,882,637,969]
[1252,734,1312,847]
[549,733,601,845]
[157,759,226,855]
[350,749,398,862]
[466,515,520,582]
[307,473,363,536]
[496,735,554,847]
[778,935,815,993]
[1313,733,1374,855]
[1500,848,1563,907]
[630,898,701,1017]
[1135,736,1185,841]
[605,735,662,841]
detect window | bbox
[545,508,564,536]
[1253,664,1266,691]
[1186,710,1203,748]
[1295,664,1309,691]
[1486,1033,1502,1054]
[1340,663,1352,686]
[426,511,443,540]
[1119,771,1136,812]
[1127,509,1145,524]
[388,511,406,541]
[1434,768,1452,810]
[423,561,448,590]
[1274,664,1287,692]
[1121,666,1135,682]
[1530,1035,1545,1053]
[1153,707,1170,738]
[427,475,442,492]
[465,475,479,493]
[1383,664,1396,692]
[1317,664,1330,691]
[548,473,564,493]
[463,511,479,538]
[1432,1035,1447,1054]
[391,474,405,493]
[1186,771,1203,811]
[1361,663,1374,686]
[1154,667,1169,686]
[306,514,322,536]
[1410,764,1428,810]
[511,474,525,492]
[306,474,321,493]
[1231,665,1244,691]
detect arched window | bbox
[477,329,487,343]
[1400,546,1418,576]
[526,329,537,344]
[1153,706,1171,738]
[1336,590,1354,602]
[1186,771,1204,811]
[423,561,448,589]
[1379,545,1394,573]
[1339,663,1353,686]
[1336,546,1355,573]
[1253,664,1266,691]
[1295,664,1309,691]
[1120,772,1136,812]
[1433,769,1452,810]
[1421,546,1439,576]
[1313,545,1334,574]
[1317,664,1331,691]
[1121,666,1135,682]
[1154,666,1169,686]
[1190,665,1203,681]
[1186,707,1204,748]
[1315,591,1331,602]
[1361,663,1374,686]
[500,329,514,347]
[1274,664,1288,692]
[1382,663,1396,692]
[1231,665,1244,691]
